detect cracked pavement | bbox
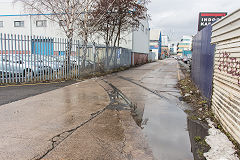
[0,73,153,160]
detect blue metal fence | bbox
[191,25,215,101]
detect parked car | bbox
[0,55,50,78]
[180,54,192,64]
[0,53,96,80]
[182,56,188,64]
[177,56,183,61]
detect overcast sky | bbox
[148,0,239,43]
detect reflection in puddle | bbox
[136,94,194,160]
[187,118,209,160]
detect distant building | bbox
[169,43,177,55]
[160,35,170,59]
[149,29,160,54]
[149,29,169,59]
[177,36,192,56]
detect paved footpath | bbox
[0,71,153,160]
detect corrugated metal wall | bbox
[191,25,215,101]
[211,9,240,144]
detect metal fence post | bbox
[7,34,11,83]
[64,39,67,80]
[24,35,27,82]
[27,35,30,82]
[4,34,7,83]
[30,35,33,82]
[47,37,50,81]
[33,36,36,82]
[11,34,16,82]
[0,34,3,83]
[20,35,24,82]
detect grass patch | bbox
[194,136,202,142]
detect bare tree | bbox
[93,0,149,68]
[15,0,149,71]
[15,0,97,72]
[75,0,98,69]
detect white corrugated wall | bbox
[211,9,240,144]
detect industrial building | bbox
[0,2,150,57]
[177,35,192,56]
[169,43,177,55]
[149,29,161,56]
[149,29,169,60]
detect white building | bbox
[149,29,160,60]
[169,43,177,55]
[161,35,169,47]
[0,2,150,55]
[131,20,150,54]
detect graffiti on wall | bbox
[218,51,240,85]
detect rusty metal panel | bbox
[131,52,148,66]
[211,9,240,144]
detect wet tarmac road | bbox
[0,80,77,106]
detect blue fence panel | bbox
[191,25,215,101]
[32,39,54,55]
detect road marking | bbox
[21,83,37,86]
[30,83,51,85]
[8,85,24,87]
[0,81,66,88]
[0,85,8,88]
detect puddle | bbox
[130,93,210,160]
[112,76,196,159]
[137,94,194,160]
[106,69,209,160]
[187,118,209,160]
